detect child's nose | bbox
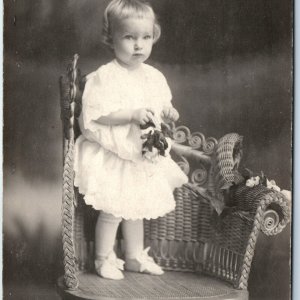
[134,39,143,50]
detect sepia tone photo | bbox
[4,1,292,299]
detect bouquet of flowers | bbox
[140,119,173,163]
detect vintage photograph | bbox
[4,0,292,299]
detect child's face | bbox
[112,17,154,69]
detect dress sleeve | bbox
[80,68,141,162]
[82,70,122,133]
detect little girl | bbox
[74,0,188,280]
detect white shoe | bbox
[125,247,164,275]
[95,252,125,280]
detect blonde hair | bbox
[102,0,161,46]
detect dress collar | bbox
[113,59,145,75]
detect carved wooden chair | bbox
[57,55,290,300]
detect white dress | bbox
[74,59,188,220]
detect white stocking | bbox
[122,219,163,275]
[122,219,144,259]
[95,211,122,261]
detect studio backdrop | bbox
[4,1,292,299]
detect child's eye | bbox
[124,35,133,40]
[144,35,152,40]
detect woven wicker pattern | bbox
[215,134,243,186]
[74,197,99,272]
[62,138,79,290]
[143,185,249,287]
[59,64,85,141]
[59,271,245,299]
[59,55,290,294]
[207,133,244,207]
[60,55,82,290]
[235,185,291,289]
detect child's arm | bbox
[96,108,155,126]
[161,106,179,123]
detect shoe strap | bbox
[136,247,156,272]
[95,252,125,271]
[106,252,125,270]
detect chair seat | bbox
[57,271,248,300]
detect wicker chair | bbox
[57,55,290,300]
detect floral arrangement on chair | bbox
[242,169,291,201]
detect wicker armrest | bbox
[228,184,291,236]
[208,184,291,289]
[171,142,212,166]
[211,132,290,236]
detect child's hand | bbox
[161,106,179,123]
[132,108,155,125]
